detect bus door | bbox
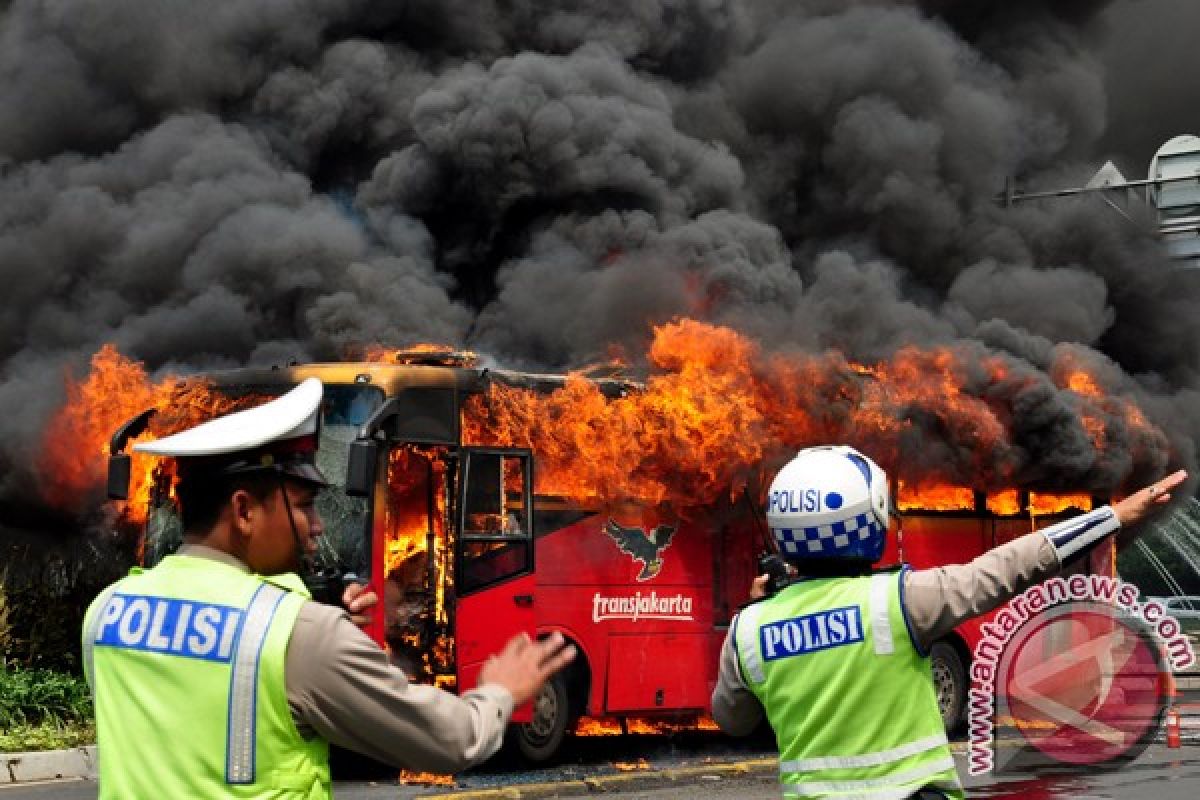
[455,447,536,714]
[381,444,449,678]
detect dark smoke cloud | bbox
[945,260,1114,345]
[1,0,1198,535]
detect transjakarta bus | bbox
[112,355,1109,761]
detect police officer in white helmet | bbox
[711,445,1186,800]
[83,379,575,799]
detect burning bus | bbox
[94,331,1129,761]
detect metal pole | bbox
[1004,173,1200,204]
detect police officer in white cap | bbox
[711,445,1186,800]
[82,378,575,800]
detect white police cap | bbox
[134,377,328,486]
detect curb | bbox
[1,747,96,784]
[417,758,779,799]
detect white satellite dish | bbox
[1148,135,1200,265]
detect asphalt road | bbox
[5,737,1200,799]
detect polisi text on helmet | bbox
[769,488,835,514]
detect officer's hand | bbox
[1113,470,1187,528]
[749,574,770,601]
[479,632,576,707]
[342,582,378,628]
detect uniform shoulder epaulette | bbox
[735,593,777,613]
[261,571,311,597]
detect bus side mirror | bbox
[107,454,133,501]
[346,438,378,498]
[107,409,157,500]
[346,397,398,498]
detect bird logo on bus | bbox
[603,519,677,581]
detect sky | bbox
[1095,0,1200,176]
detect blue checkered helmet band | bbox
[772,512,886,562]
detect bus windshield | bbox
[143,383,381,578]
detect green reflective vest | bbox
[734,570,963,800]
[82,555,331,800]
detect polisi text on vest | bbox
[94,594,243,662]
[758,605,864,661]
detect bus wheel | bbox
[516,672,570,763]
[930,641,966,733]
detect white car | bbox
[1146,595,1200,628]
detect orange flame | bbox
[397,770,454,787]
[462,320,1166,508]
[39,345,253,523]
[614,759,650,771]
[384,447,438,577]
[1029,492,1092,515]
[572,715,722,736]
[573,716,624,736]
[1051,349,1161,459]
[463,321,772,507]
[45,323,1164,529]
[38,345,158,511]
[896,482,975,512]
[986,489,1022,516]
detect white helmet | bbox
[766,446,889,562]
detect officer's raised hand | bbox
[1113,470,1187,526]
[1114,469,1188,548]
[480,632,576,706]
[342,582,378,627]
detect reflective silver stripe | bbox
[82,586,121,693]
[1042,506,1119,561]
[783,781,959,800]
[779,733,950,772]
[736,604,767,683]
[226,584,287,784]
[869,573,893,655]
[780,755,958,797]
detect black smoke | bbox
[1,0,1197,534]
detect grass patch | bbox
[0,663,93,728]
[0,663,93,755]
[0,663,95,752]
[0,720,95,752]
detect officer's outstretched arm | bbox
[286,605,515,774]
[903,471,1188,652]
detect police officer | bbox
[711,445,1186,800]
[82,378,575,799]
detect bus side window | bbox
[463,452,504,534]
[459,450,532,593]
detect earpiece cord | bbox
[277,471,310,574]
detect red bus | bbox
[113,356,1110,760]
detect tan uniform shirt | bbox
[178,545,513,773]
[711,532,1061,735]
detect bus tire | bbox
[515,671,571,763]
[930,640,967,733]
